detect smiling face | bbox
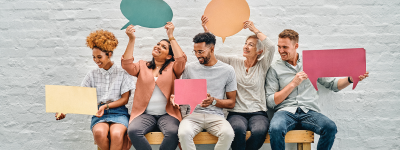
[92,48,112,69]
[152,40,171,60]
[193,42,212,65]
[243,37,259,58]
[277,37,298,62]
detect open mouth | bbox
[96,62,102,66]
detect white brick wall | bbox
[1,0,399,149]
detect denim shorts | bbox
[90,103,130,131]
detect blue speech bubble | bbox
[120,0,173,29]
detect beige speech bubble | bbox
[46,85,97,116]
[204,0,250,42]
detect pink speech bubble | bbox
[303,48,366,91]
[174,79,207,114]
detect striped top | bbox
[215,37,275,113]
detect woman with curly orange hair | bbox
[56,30,135,150]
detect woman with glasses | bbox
[201,15,276,150]
[121,22,186,150]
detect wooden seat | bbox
[145,130,314,150]
[96,130,314,150]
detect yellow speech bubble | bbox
[204,0,250,42]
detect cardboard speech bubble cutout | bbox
[174,79,207,114]
[303,48,366,91]
[204,0,250,42]
[46,85,98,116]
[120,0,173,29]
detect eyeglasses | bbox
[192,47,210,55]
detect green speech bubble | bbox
[120,0,173,29]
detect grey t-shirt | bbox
[182,60,237,116]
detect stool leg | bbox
[297,143,311,150]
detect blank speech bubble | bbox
[120,0,173,29]
[204,0,250,42]
[303,48,366,91]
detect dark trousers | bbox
[128,113,180,150]
[269,108,337,150]
[227,111,270,150]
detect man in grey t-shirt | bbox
[176,32,237,150]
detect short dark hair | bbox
[193,32,216,46]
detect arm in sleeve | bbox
[80,71,92,87]
[265,67,280,109]
[120,71,136,95]
[215,54,239,65]
[317,77,340,92]
[259,37,276,70]
[121,56,140,77]
[173,53,187,79]
[225,68,238,92]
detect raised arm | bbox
[165,22,186,77]
[244,20,275,69]
[121,25,140,76]
[201,15,210,33]
[123,25,136,60]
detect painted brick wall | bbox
[1,0,399,149]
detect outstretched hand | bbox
[201,15,210,32]
[350,71,369,82]
[164,22,175,38]
[55,113,66,120]
[170,94,180,109]
[125,25,136,40]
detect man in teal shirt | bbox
[265,29,369,150]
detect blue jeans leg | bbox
[247,114,269,150]
[227,114,248,150]
[269,111,298,150]
[299,110,337,150]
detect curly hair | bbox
[279,29,299,44]
[86,29,118,56]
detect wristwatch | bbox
[211,98,217,106]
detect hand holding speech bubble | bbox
[204,0,250,42]
[303,48,366,91]
[120,0,173,29]
[174,79,207,114]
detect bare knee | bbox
[110,129,125,141]
[93,128,109,141]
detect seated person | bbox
[201,15,276,150]
[174,32,237,150]
[121,22,186,150]
[266,29,369,150]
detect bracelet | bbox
[348,77,353,83]
[169,36,175,41]
[255,31,262,35]
[106,104,109,110]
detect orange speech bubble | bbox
[204,0,250,42]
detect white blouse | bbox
[145,77,167,115]
[81,64,135,104]
[215,38,276,113]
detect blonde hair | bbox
[86,30,118,53]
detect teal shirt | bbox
[265,55,340,113]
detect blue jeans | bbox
[269,108,337,150]
[227,111,269,150]
[128,113,180,150]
